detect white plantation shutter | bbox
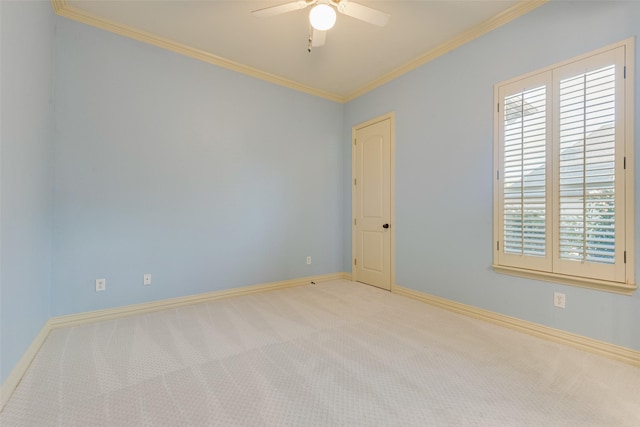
[503,86,547,257]
[558,66,616,264]
[552,47,627,282]
[497,73,552,271]
[494,40,633,290]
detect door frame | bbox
[351,112,396,290]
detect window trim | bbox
[493,37,636,295]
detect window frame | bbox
[493,38,636,295]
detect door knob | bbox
[383,223,389,229]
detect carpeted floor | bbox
[1,279,639,426]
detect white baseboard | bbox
[0,272,348,411]
[393,284,640,367]
[49,272,345,329]
[0,319,53,410]
[4,275,636,411]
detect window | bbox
[493,38,635,294]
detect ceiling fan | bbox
[252,0,390,51]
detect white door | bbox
[353,115,393,290]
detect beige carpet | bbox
[1,279,639,426]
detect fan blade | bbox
[337,1,390,27]
[252,0,312,18]
[311,28,326,47]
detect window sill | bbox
[492,265,637,295]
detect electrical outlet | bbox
[144,274,151,286]
[95,278,106,292]
[306,256,311,265]
[554,292,566,308]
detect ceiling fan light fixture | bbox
[309,4,336,31]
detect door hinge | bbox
[354,218,357,226]
[497,241,500,251]
[497,102,500,112]
[354,178,357,186]
[624,66,626,79]
[624,251,626,263]
[624,156,626,169]
[354,139,357,146]
[497,170,500,180]
[354,258,357,266]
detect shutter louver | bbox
[558,65,616,265]
[503,86,547,256]
[494,40,633,291]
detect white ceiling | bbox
[58,1,542,101]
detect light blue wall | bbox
[52,19,344,316]
[2,0,639,388]
[344,1,640,351]
[0,1,55,383]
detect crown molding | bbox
[51,0,546,103]
[344,0,548,102]
[50,0,344,103]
